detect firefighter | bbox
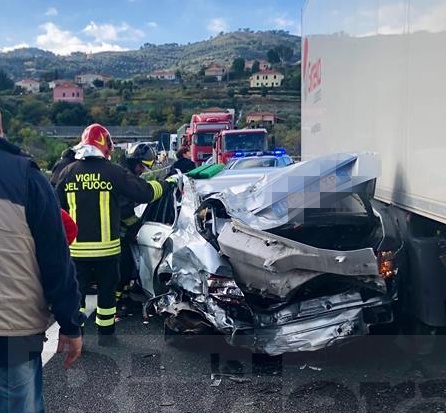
[50,147,76,187]
[116,142,157,317]
[56,124,176,340]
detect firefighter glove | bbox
[165,175,179,188]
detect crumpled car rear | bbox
[217,220,395,355]
[136,152,402,355]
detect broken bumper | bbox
[229,296,393,355]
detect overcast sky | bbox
[0,0,305,56]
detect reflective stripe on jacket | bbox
[56,157,166,260]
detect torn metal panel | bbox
[137,175,233,298]
[218,220,384,299]
[229,290,392,355]
[253,292,386,326]
[171,176,232,282]
[246,307,369,356]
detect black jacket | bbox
[169,157,196,175]
[56,157,168,260]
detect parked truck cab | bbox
[184,112,234,165]
[213,128,269,164]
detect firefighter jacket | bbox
[118,157,141,234]
[0,138,83,365]
[56,157,167,260]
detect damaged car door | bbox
[134,188,177,299]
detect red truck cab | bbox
[183,112,233,165]
[213,128,269,164]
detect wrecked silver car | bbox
[133,152,403,355]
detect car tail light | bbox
[377,251,397,280]
[207,275,244,304]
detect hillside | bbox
[0,30,300,80]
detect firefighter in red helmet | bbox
[55,124,176,342]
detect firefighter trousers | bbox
[75,257,120,335]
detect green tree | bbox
[275,45,294,65]
[18,99,50,125]
[232,57,245,78]
[272,124,301,157]
[251,60,260,74]
[122,89,132,100]
[267,49,280,64]
[283,71,301,91]
[173,101,182,120]
[0,70,14,91]
[51,102,89,126]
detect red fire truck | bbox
[213,128,269,164]
[181,111,233,164]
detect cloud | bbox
[36,22,128,55]
[207,18,228,34]
[271,15,296,29]
[356,2,446,36]
[409,2,446,33]
[83,21,145,43]
[1,43,30,53]
[45,7,58,17]
[147,22,158,29]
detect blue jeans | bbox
[0,355,45,413]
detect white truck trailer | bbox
[301,0,446,330]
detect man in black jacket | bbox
[168,146,196,175]
[0,131,84,412]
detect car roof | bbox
[231,155,279,161]
[226,154,292,169]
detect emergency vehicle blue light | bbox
[274,148,287,156]
[234,151,244,157]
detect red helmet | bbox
[81,123,114,159]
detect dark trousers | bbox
[116,237,137,306]
[118,236,136,288]
[75,258,120,335]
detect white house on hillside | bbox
[148,70,176,81]
[204,64,226,81]
[15,78,40,93]
[75,73,110,87]
[249,70,284,88]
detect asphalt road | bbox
[43,301,446,413]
